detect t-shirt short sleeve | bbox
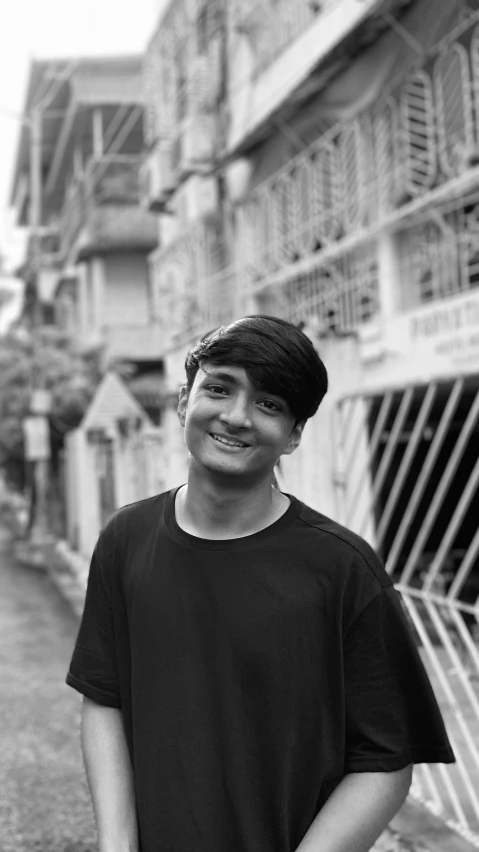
[343,584,455,772]
[66,529,121,708]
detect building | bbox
[11,55,161,377]
[145,0,479,846]
[64,371,163,559]
[10,56,165,549]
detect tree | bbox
[0,326,101,489]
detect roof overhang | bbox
[223,0,416,161]
[9,55,144,224]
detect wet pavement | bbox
[0,527,96,851]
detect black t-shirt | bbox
[67,489,454,852]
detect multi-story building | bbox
[11,55,161,377]
[10,56,164,555]
[145,0,479,846]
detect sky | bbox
[0,0,167,274]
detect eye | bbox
[205,384,228,395]
[258,399,282,412]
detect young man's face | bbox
[178,363,303,482]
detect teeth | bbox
[213,434,248,448]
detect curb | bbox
[13,537,87,619]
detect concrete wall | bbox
[103,254,150,326]
[161,405,189,491]
[65,429,102,558]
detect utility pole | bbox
[26,105,52,544]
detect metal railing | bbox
[59,155,143,258]
[149,219,231,349]
[334,377,479,847]
[236,11,479,327]
[144,0,223,147]
[398,192,479,309]
[231,0,336,77]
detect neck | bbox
[176,466,289,540]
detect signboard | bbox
[30,389,52,415]
[408,294,479,370]
[23,416,50,461]
[359,291,479,378]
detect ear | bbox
[177,385,189,427]
[282,420,305,456]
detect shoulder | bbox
[97,489,172,554]
[287,498,392,625]
[295,499,388,587]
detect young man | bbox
[67,316,454,852]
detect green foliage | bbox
[0,326,101,466]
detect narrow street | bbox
[0,527,96,852]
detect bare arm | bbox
[295,765,413,852]
[81,696,139,852]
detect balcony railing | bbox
[236,12,479,329]
[103,323,163,362]
[231,0,327,76]
[396,190,479,310]
[144,0,223,149]
[60,155,143,258]
[149,220,233,349]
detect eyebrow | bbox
[201,369,241,384]
[201,370,286,401]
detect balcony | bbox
[235,14,479,330]
[231,0,324,75]
[60,155,158,261]
[103,322,163,362]
[227,0,412,156]
[143,0,222,188]
[149,220,234,350]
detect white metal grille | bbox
[373,98,402,214]
[231,0,352,77]
[145,0,223,148]
[400,71,437,195]
[334,377,479,847]
[149,220,229,348]
[131,430,166,501]
[398,194,479,308]
[435,43,474,177]
[254,246,379,333]
[236,12,479,321]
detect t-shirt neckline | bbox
[164,486,301,551]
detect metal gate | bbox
[131,430,166,501]
[97,439,116,528]
[334,374,479,847]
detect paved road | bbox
[0,527,96,852]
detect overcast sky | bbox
[0,0,166,271]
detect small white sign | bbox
[30,389,52,415]
[23,416,50,461]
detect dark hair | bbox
[184,315,328,423]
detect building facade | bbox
[145,0,479,845]
[10,56,165,550]
[11,56,161,372]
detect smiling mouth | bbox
[211,433,250,449]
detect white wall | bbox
[161,405,189,491]
[65,428,102,559]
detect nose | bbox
[219,393,252,429]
